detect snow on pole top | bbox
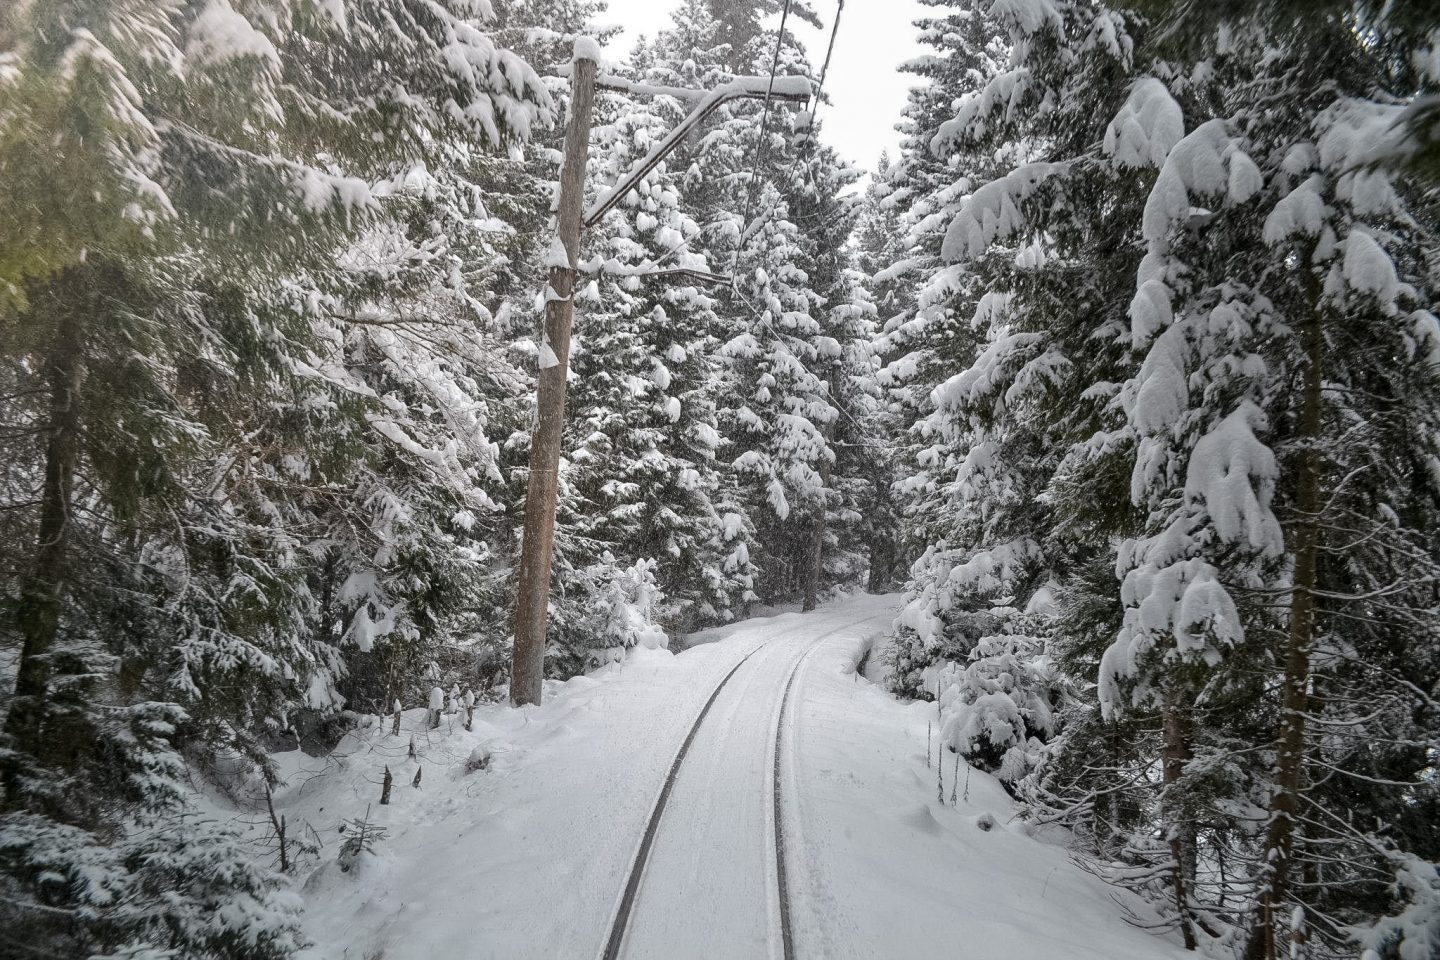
[544,237,571,269]
[573,36,602,63]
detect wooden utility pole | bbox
[509,50,812,707]
[510,45,598,706]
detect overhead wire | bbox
[724,1,897,458]
[640,0,847,278]
[726,0,797,284]
[781,0,846,206]
[731,0,846,268]
[763,0,892,407]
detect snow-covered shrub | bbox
[1,811,305,960]
[337,816,387,875]
[884,582,1006,700]
[549,554,668,673]
[937,614,1057,785]
[465,744,492,773]
[0,703,304,959]
[1361,855,1440,960]
[583,555,668,665]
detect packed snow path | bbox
[282,594,1192,960]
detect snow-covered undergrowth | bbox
[199,594,1189,959]
[231,647,706,959]
[786,604,1191,960]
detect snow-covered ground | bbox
[242,593,1191,959]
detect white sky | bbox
[598,0,928,173]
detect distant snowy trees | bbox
[637,0,884,611]
[546,0,888,663]
[877,1,1440,957]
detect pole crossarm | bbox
[634,268,732,285]
[593,75,707,101]
[583,74,813,229]
[552,65,710,103]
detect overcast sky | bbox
[598,0,929,173]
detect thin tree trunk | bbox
[801,462,831,612]
[1093,722,1126,852]
[265,784,290,873]
[1244,298,1323,960]
[866,529,893,594]
[801,512,823,612]
[1162,699,1198,951]
[866,460,896,593]
[4,281,86,767]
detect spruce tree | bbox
[563,51,760,645]
[889,1,1440,954]
[0,1,549,954]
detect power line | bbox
[728,0,797,283]
[728,283,899,454]
[728,1,890,425]
[814,0,844,95]
[732,0,847,263]
[644,0,848,278]
[721,3,897,459]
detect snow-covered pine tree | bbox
[1093,4,1440,955]
[705,0,822,74]
[721,185,838,604]
[903,2,1278,944]
[915,1,1440,953]
[1091,70,1281,952]
[0,1,549,954]
[852,160,912,591]
[873,0,1024,698]
[869,0,1008,461]
[634,0,875,609]
[779,135,880,609]
[882,3,1243,924]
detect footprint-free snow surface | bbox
[264,593,1191,959]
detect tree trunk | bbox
[4,280,87,766]
[866,531,893,593]
[1162,699,1198,950]
[510,51,598,706]
[801,461,831,612]
[1244,297,1323,960]
[801,511,823,612]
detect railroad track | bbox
[770,637,824,960]
[597,614,883,960]
[597,637,770,960]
